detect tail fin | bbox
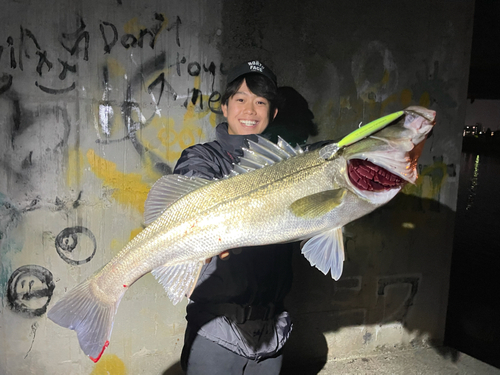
[47,279,121,362]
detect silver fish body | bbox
[48,106,436,361]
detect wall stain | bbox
[0,193,25,302]
[89,354,126,375]
[66,148,85,187]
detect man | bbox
[174,60,293,374]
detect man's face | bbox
[222,79,277,135]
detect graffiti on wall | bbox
[6,265,55,318]
[94,52,223,176]
[0,14,182,94]
[0,11,225,180]
[54,226,97,265]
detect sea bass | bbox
[48,106,436,361]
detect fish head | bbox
[323,106,436,204]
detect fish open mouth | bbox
[348,159,405,191]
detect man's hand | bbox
[219,250,230,260]
[205,250,231,264]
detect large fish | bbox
[48,106,435,362]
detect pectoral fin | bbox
[290,189,346,219]
[151,260,204,304]
[302,227,345,280]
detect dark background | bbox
[467,0,500,100]
[445,0,500,369]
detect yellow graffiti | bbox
[90,354,126,375]
[400,89,412,108]
[129,227,143,241]
[138,149,164,182]
[419,91,431,108]
[339,96,352,110]
[86,149,150,214]
[123,14,168,41]
[156,123,204,162]
[109,227,143,255]
[312,99,337,139]
[124,17,141,35]
[90,59,219,171]
[380,90,431,115]
[138,74,216,163]
[66,148,85,187]
[132,114,202,164]
[403,161,448,199]
[157,125,203,150]
[209,111,218,127]
[106,57,127,78]
[381,69,390,85]
[128,70,218,165]
[379,93,399,113]
[110,238,122,253]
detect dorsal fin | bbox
[294,144,304,154]
[223,164,256,179]
[235,135,300,173]
[277,135,299,156]
[248,140,284,162]
[241,147,276,166]
[254,135,303,159]
[238,155,268,170]
[144,175,210,225]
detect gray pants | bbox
[185,334,283,375]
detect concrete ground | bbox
[313,347,500,375]
[165,346,500,374]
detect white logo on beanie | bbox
[247,60,264,73]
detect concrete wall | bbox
[0,0,473,374]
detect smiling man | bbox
[173,61,293,375]
[221,64,278,135]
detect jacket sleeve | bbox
[173,144,232,180]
